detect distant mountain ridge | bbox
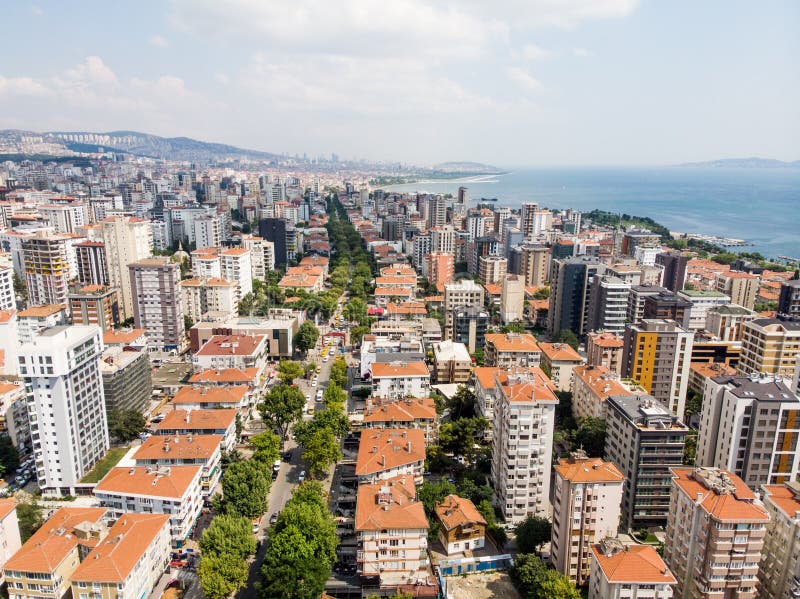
[679,157,800,168]
[432,161,503,173]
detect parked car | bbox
[269,512,279,525]
[298,470,306,482]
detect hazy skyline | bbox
[1,0,798,166]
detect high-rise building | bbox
[704,304,758,342]
[759,482,800,599]
[424,251,455,290]
[444,279,484,340]
[551,454,624,584]
[516,245,549,287]
[521,202,538,241]
[74,240,108,287]
[548,256,602,337]
[21,233,74,309]
[696,375,800,488]
[778,279,800,321]
[714,271,760,310]
[627,285,669,325]
[500,274,525,323]
[69,285,120,332]
[478,255,507,284]
[605,393,688,530]
[19,325,109,495]
[642,290,692,322]
[241,235,275,279]
[428,196,447,228]
[588,275,631,335]
[258,218,288,267]
[663,468,768,599]
[220,248,253,303]
[193,214,222,249]
[738,318,800,378]
[655,251,689,293]
[100,345,152,414]
[622,319,694,418]
[452,306,490,353]
[677,289,730,330]
[491,369,557,523]
[430,225,457,255]
[0,266,13,312]
[101,216,153,319]
[128,258,185,351]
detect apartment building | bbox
[738,318,800,378]
[431,340,472,384]
[759,483,800,598]
[443,279,484,340]
[491,370,558,523]
[19,325,109,495]
[355,476,429,587]
[687,362,737,397]
[622,319,694,419]
[539,342,583,392]
[70,514,171,599]
[69,285,120,332]
[181,277,237,321]
[678,289,730,331]
[548,256,602,337]
[515,244,550,288]
[571,364,633,421]
[605,394,688,530]
[355,429,426,485]
[359,336,425,379]
[551,455,624,584]
[663,468,768,599]
[154,409,238,451]
[370,361,431,401]
[0,499,21,576]
[588,275,631,335]
[423,251,455,289]
[484,332,541,369]
[0,266,13,312]
[128,257,184,351]
[16,305,68,343]
[473,367,501,442]
[589,537,676,599]
[101,216,153,319]
[434,495,487,556]
[21,233,73,308]
[656,251,689,292]
[478,255,507,285]
[362,398,438,445]
[451,305,490,353]
[240,235,275,279]
[696,375,800,488]
[193,214,222,249]
[3,507,108,599]
[132,434,223,496]
[778,279,800,321]
[715,271,759,310]
[586,332,624,375]
[705,304,757,342]
[627,285,668,325]
[219,248,253,302]
[93,466,203,545]
[188,311,300,356]
[500,274,525,324]
[643,290,692,323]
[0,384,30,455]
[100,345,152,413]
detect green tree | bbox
[200,514,256,559]
[184,314,194,333]
[259,383,305,439]
[322,382,347,406]
[199,553,249,599]
[447,385,477,419]
[439,417,488,457]
[294,321,320,353]
[553,329,580,350]
[277,360,304,384]
[107,409,146,443]
[683,431,698,466]
[16,498,44,542]
[477,499,496,526]
[303,361,319,379]
[221,460,270,518]
[0,435,20,475]
[300,428,341,478]
[330,356,348,388]
[249,431,281,464]
[343,297,368,324]
[418,480,457,514]
[349,325,370,346]
[515,515,552,554]
[501,321,526,334]
[533,286,550,300]
[574,417,607,457]
[511,553,581,599]
[12,272,27,302]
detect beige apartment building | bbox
[663,468,769,599]
[102,216,153,319]
[571,364,632,421]
[759,482,800,599]
[500,274,525,324]
[551,455,624,585]
[484,332,541,369]
[539,342,583,391]
[705,304,757,342]
[443,279,484,340]
[0,499,21,578]
[431,340,472,384]
[128,257,184,351]
[586,331,625,375]
[714,271,759,310]
[738,318,800,378]
[478,255,507,285]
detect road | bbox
[236,292,349,599]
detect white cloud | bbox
[0,76,52,98]
[31,5,44,16]
[573,47,592,57]
[149,35,170,48]
[521,43,551,61]
[505,66,543,93]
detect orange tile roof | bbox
[573,365,632,399]
[722,271,758,279]
[95,466,202,499]
[278,273,320,288]
[374,287,413,296]
[364,398,437,423]
[0,382,24,396]
[375,276,417,286]
[171,385,248,405]
[670,468,769,522]
[483,283,502,296]
[385,302,427,316]
[497,368,558,403]
[355,429,426,476]
[485,333,540,353]
[763,484,800,519]
[588,332,624,348]
[0,309,16,323]
[196,335,265,356]
[689,362,737,379]
[5,507,107,573]
[220,248,249,256]
[0,498,17,521]
[425,295,444,302]
[474,367,501,390]
[371,361,429,378]
[133,434,223,461]
[435,495,486,532]
[156,409,237,432]
[380,265,416,277]
[188,367,259,384]
[355,476,428,532]
[70,514,170,584]
[555,457,624,483]
[103,329,146,345]
[286,265,324,277]
[591,544,676,584]
[539,342,583,363]
[17,304,65,317]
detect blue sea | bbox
[386,167,800,261]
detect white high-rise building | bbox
[193,215,222,249]
[102,216,153,319]
[0,265,14,311]
[220,248,253,302]
[19,325,109,495]
[491,369,557,524]
[241,235,275,279]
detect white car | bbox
[322,356,328,363]
[311,380,317,387]
[305,393,312,402]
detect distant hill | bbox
[679,157,800,168]
[432,161,502,174]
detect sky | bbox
[0,0,798,167]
